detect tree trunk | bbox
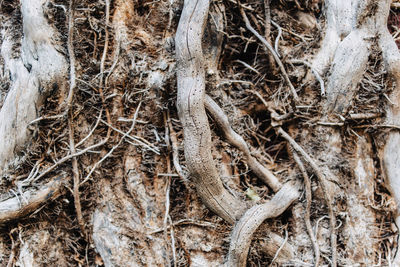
[1,0,400,266]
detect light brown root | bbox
[66,0,85,238]
[225,182,299,267]
[0,174,67,224]
[205,95,282,192]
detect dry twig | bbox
[277,127,337,267]
[237,0,298,99]
[80,102,142,186]
[66,0,86,238]
[292,151,320,266]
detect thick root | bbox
[0,0,67,175]
[175,0,246,223]
[225,182,299,267]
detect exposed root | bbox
[225,182,299,267]
[289,59,325,97]
[0,0,67,175]
[277,127,337,267]
[167,112,187,182]
[80,102,142,186]
[0,174,67,224]
[175,0,246,223]
[205,95,282,192]
[292,151,320,266]
[66,0,85,238]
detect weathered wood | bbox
[0,175,66,224]
[225,182,299,267]
[0,0,67,175]
[175,0,246,223]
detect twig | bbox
[80,102,142,186]
[69,117,86,237]
[271,20,282,58]
[290,59,325,96]
[167,112,187,182]
[75,108,103,148]
[99,119,160,154]
[205,95,282,191]
[264,0,277,71]
[164,152,173,267]
[277,127,337,267]
[99,0,110,84]
[237,0,298,99]
[292,151,320,266]
[67,0,85,238]
[66,0,76,110]
[234,60,260,75]
[269,228,289,266]
[168,215,177,267]
[147,218,218,234]
[31,138,109,183]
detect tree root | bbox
[0,174,67,224]
[292,151,320,266]
[205,95,282,192]
[277,127,337,266]
[0,0,68,175]
[237,0,298,100]
[175,0,246,224]
[225,182,300,267]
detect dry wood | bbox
[292,151,320,266]
[0,175,67,224]
[175,0,246,223]
[277,127,337,267]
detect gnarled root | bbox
[225,182,300,267]
[175,0,246,223]
[0,0,67,176]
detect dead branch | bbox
[205,95,282,191]
[0,175,67,224]
[225,182,299,267]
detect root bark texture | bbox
[175,0,246,223]
[225,182,299,267]
[0,0,67,175]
